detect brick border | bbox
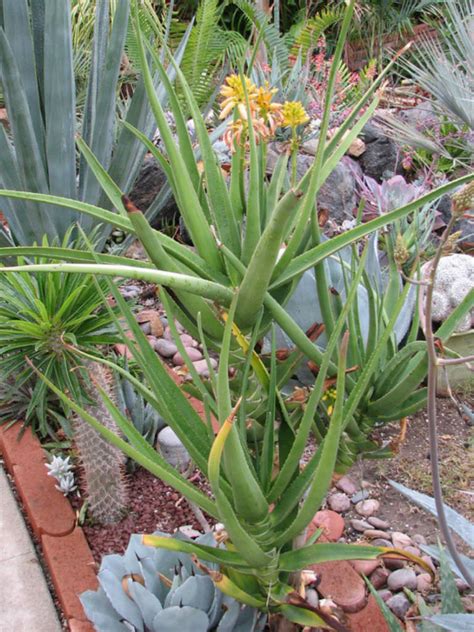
[1,422,389,631]
[0,425,96,632]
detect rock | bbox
[351,490,370,504]
[403,546,421,558]
[386,592,410,619]
[399,101,438,130]
[363,529,390,540]
[372,538,393,548]
[305,588,319,609]
[154,339,178,358]
[369,567,390,590]
[336,475,358,496]
[192,358,218,376]
[438,195,474,252]
[350,559,380,576]
[328,492,351,513]
[412,534,427,546]
[180,334,198,348]
[173,347,203,365]
[367,517,389,530]
[377,589,392,603]
[391,532,412,549]
[421,555,436,574]
[416,573,432,593]
[156,427,190,473]
[387,568,417,592]
[355,499,380,517]
[311,510,345,542]
[136,310,164,337]
[358,122,402,181]
[350,519,372,532]
[454,578,470,592]
[130,154,180,227]
[139,321,152,335]
[120,284,141,299]
[296,156,357,225]
[384,557,406,571]
[347,138,366,157]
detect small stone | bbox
[350,519,372,532]
[180,333,198,348]
[454,578,469,592]
[193,358,218,375]
[336,475,358,496]
[421,555,436,574]
[347,138,366,157]
[179,525,201,538]
[369,567,390,590]
[387,568,417,592]
[368,517,389,530]
[363,529,389,540]
[156,427,191,473]
[391,532,412,549]
[305,588,319,609]
[384,558,405,571]
[377,589,392,603]
[328,492,351,513]
[416,573,432,593]
[403,545,421,557]
[173,347,203,365]
[139,321,152,335]
[412,534,427,546]
[120,284,141,299]
[154,339,178,358]
[351,559,380,576]
[136,309,164,337]
[372,538,393,548]
[386,593,410,619]
[355,499,380,517]
[351,490,370,504]
[311,510,345,542]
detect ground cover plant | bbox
[0,0,473,629]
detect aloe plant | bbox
[0,0,190,247]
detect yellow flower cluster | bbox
[219,74,308,152]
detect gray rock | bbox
[399,101,438,130]
[412,534,427,546]
[139,321,152,335]
[387,568,417,592]
[328,492,351,513]
[358,122,402,181]
[154,339,178,358]
[377,589,393,603]
[305,588,319,609]
[156,427,191,472]
[367,517,389,530]
[180,333,198,348]
[173,347,203,365]
[438,194,473,246]
[369,567,390,590]
[372,538,394,548]
[351,490,370,504]
[355,499,380,517]
[130,155,179,226]
[120,284,141,299]
[193,358,218,376]
[336,475,358,496]
[386,592,410,619]
[350,519,372,532]
[296,155,357,224]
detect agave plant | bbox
[81,531,267,631]
[0,0,190,247]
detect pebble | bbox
[351,559,380,576]
[454,578,470,592]
[335,475,358,496]
[384,557,406,571]
[139,321,152,335]
[421,555,436,574]
[120,284,141,299]
[412,534,427,546]
[368,517,389,530]
[372,538,393,548]
[305,588,319,609]
[403,545,421,558]
[351,490,370,504]
[377,589,392,603]
[355,499,380,517]
[180,333,198,347]
[369,567,390,589]
[363,529,389,540]
[193,358,218,375]
[328,492,351,513]
[350,519,372,532]
[173,347,203,365]
[391,531,412,548]
[386,593,410,619]
[387,568,417,592]
[154,339,178,358]
[416,573,432,593]
[156,427,191,473]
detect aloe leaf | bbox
[437,290,474,342]
[279,543,385,571]
[142,535,247,568]
[0,246,153,268]
[439,545,465,615]
[389,481,474,548]
[422,545,474,581]
[426,615,474,631]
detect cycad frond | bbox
[288,7,343,58]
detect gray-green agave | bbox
[80,531,267,632]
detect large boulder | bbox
[357,122,402,182]
[129,155,179,228]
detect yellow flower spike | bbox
[281,101,309,128]
[255,83,283,134]
[219,74,258,119]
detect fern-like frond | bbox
[287,7,343,58]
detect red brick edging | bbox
[1,421,389,632]
[0,424,96,632]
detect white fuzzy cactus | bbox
[423,254,474,333]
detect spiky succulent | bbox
[80,531,267,632]
[74,362,128,524]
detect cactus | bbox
[74,362,128,524]
[80,531,267,632]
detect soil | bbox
[342,394,474,549]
